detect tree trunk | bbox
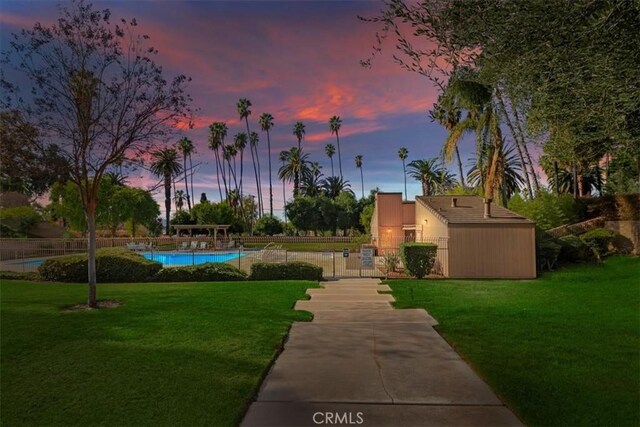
[189,153,195,208]
[183,154,191,211]
[454,146,466,188]
[86,206,97,308]
[512,105,540,193]
[267,130,273,216]
[282,161,287,223]
[330,157,334,177]
[165,174,172,234]
[402,161,407,200]
[572,163,579,199]
[554,161,560,195]
[215,151,223,202]
[495,91,533,198]
[360,167,365,199]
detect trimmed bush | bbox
[558,235,597,264]
[250,262,323,281]
[399,243,437,279]
[580,228,618,256]
[537,240,561,271]
[150,262,247,282]
[38,247,161,282]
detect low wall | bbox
[605,221,640,255]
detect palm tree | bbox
[430,95,466,188]
[237,98,262,215]
[104,171,126,186]
[259,113,275,216]
[223,144,238,195]
[355,155,364,199]
[279,150,288,222]
[328,115,343,178]
[293,121,305,151]
[233,132,247,202]
[440,69,504,200]
[407,158,447,196]
[150,147,182,234]
[321,176,354,199]
[177,137,194,211]
[467,144,524,205]
[433,169,457,195]
[174,190,185,211]
[398,147,409,200]
[301,162,324,197]
[249,131,263,216]
[325,144,336,176]
[278,147,311,197]
[208,122,228,202]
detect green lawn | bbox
[1,280,316,426]
[387,256,640,426]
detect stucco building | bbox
[371,193,536,279]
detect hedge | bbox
[150,262,247,282]
[0,271,40,281]
[250,262,323,281]
[558,235,597,264]
[399,243,437,279]
[38,247,162,282]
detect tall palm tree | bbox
[279,150,288,222]
[223,144,238,195]
[398,147,409,200]
[430,94,466,188]
[259,113,275,216]
[233,132,247,202]
[328,115,343,178]
[321,176,353,199]
[325,144,336,176]
[174,190,185,211]
[293,121,305,151]
[177,137,193,211]
[440,69,504,200]
[278,147,311,197]
[237,98,263,215]
[249,131,263,217]
[150,148,182,234]
[407,158,447,196]
[355,155,364,199]
[208,122,228,202]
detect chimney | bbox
[451,197,458,208]
[483,198,492,218]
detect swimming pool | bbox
[141,252,244,266]
[10,252,244,269]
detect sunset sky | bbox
[0,0,483,217]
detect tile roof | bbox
[416,196,533,224]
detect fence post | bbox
[285,250,288,263]
[238,247,241,270]
[192,250,195,266]
[332,252,335,278]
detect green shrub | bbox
[150,263,247,282]
[558,235,597,264]
[254,215,284,236]
[509,191,583,230]
[580,228,618,257]
[537,240,561,271]
[0,271,40,281]
[250,262,323,281]
[399,243,437,279]
[0,206,41,234]
[38,247,161,282]
[383,251,400,273]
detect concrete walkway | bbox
[242,279,522,427]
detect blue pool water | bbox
[141,252,243,266]
[13,252,243,268]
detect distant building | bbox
[371,193,536,278]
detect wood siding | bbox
[448,224,536,278]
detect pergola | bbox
[173,225,230,241]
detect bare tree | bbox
[2,0,192,307]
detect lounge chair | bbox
[178,242,189,251]
[198,241,208,251]
[190,241,198,251]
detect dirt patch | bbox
[62,300,122,312]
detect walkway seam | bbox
[372,324,394,404]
